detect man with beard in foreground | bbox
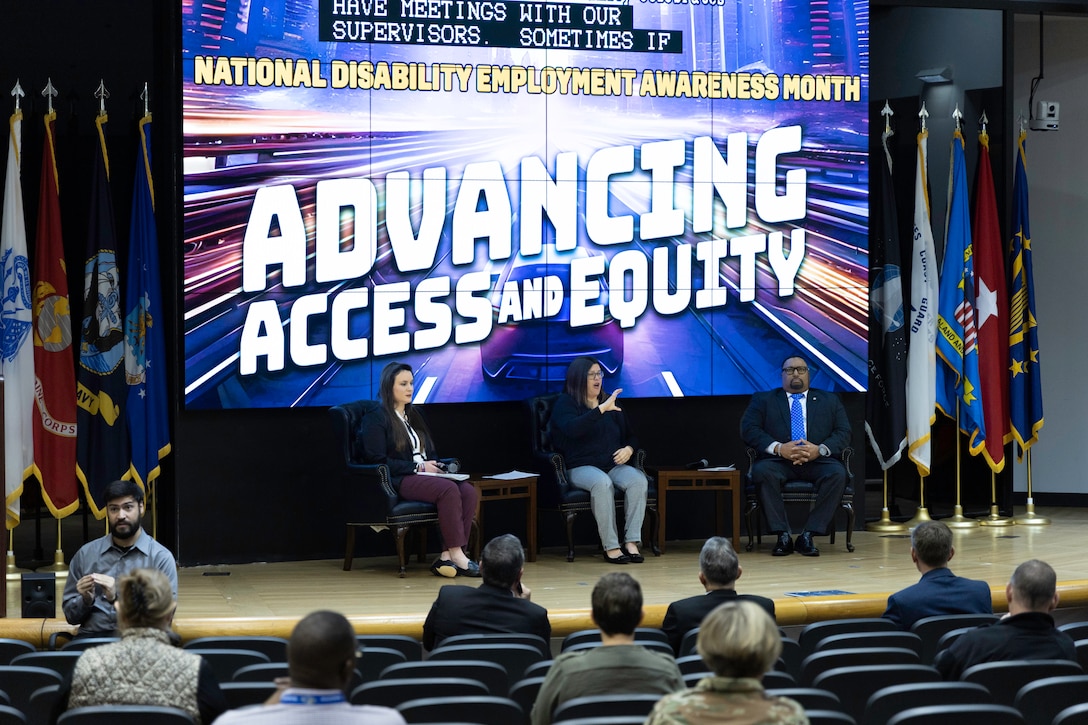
[62,479,178,639]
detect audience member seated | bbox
[357,361,479,577]
[62,479,178,639]
[531,572,683,725]
[647,600,807,725]
[883,520,993,630]
[58,568,226,724]
[216,610,406,724]
[422,534,551,651]
[549,356,647,564]
[740,354,850,557]
[661,537,776,654]
[934,559,1077,680]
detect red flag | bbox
[31,112,78,516]
[971,130,1009,472]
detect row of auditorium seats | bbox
[3,614,1088,724]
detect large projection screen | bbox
[181,0,868,409]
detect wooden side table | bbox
[649,468,740,554]
[469,475,538,562]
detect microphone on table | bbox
[685,458,709,470]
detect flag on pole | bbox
[935,129,986,452]
[124,114,171,488]
[31,111,79,517]
[906,129,939,476]
[1008,131,1043,455]
[971,128,1009,472]
[1,105,35,528]
[865,130,907,470]
[76,113,130,516]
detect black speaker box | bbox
[22,572,56,618]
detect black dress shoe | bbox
[604,552,631,564]
[771,532,794,556]
[795,531,820,557]
[624,548,645,564]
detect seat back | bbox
[962,659,1084,707]
[357,634,424,662]
[885,703,1026,725]
[9,651,82,681]
[527,394,569,507]
[436,633,550,659]
[779,637,803,679]
[185,649,271,683]
[561,628,667,652]
[509,676,546,722]
[356,646,408,685]
[329,400,398,513]
[761,670,797,689]
[183,635,288,661]
[351,677,489,707]
[58,705,196,724]
[678,628,699,658]
[1058,622,1088,641]
[675,654,710,676]
[562,640,673,657]
[804,711,857,725]
[764,687,841,712]
[25,684,63,725]
[865,681,991,725]
[799,618,899,659]
[0,706,24,725]
[0,639,34,665]
[522,659,553,680]
[815,631,924,657]
[232,662,289,682]
[811,664,941,722]
[428,643,542,689]
[1012,674,1088,725]
[1075,638,1088,671]
[552,693,665,722]
[1054,702,1088,725]
[396,695,522,724]
[59,637,120,652]
[0,664,65,712]
[910,614,999,663]
[380,660,508,696]
[220,681,279,709]
[801,647,920,686]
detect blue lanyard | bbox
[280,692,345,705]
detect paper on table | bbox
[416,471,471,481]
[699,465,736,471]
[482,470,538,480]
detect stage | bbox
[6,507,1088,646]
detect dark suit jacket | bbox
[882,567,994,630]
[661,588,777,654]
[422,582,552,652]
[741,388,851,459]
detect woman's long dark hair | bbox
[378,362,434,454]
[563,356,604,407]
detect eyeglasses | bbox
[587,371,604,379]
[782,367,809,375]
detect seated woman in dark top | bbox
[357,361,480,577]
[549,356,646,564]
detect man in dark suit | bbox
[882,520,992,629]
[422,534,551,652]
[741,354,851,557]
[661,536,776,654]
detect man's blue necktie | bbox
[790,393,805,442]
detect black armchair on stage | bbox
[328,400,461,576]
[527,394,659,562]
[743,446,856,553]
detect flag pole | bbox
[946,401,978,528]
[905,473,932,527]
[1012,449,1049,525]
[979,470,1012,526]
[867,470,907,532]
[38,519,68,573]
[5,530,27,575]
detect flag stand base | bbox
[39,550,69,574]
[5,552,27,576]
[978,504,1013,527]
[904,507,932,527]
[866,510,908,533]
[945,505,979,529]
[1012,500,1050,525]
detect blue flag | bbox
[76,114,130,516]
[935,130,986,452]
[1008,131,1043,456]
[125,115,171,487]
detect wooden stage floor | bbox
[9,507,1088,641]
